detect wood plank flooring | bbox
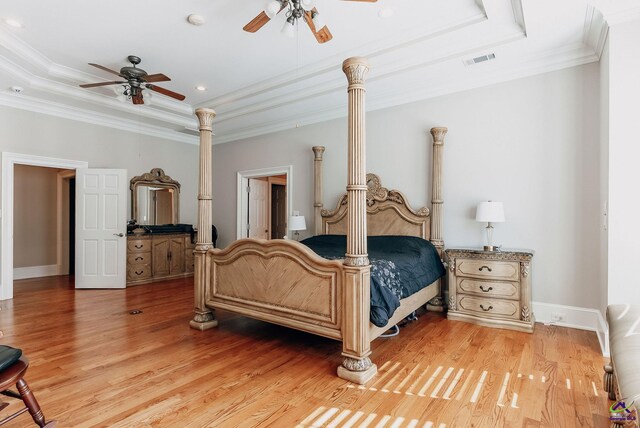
[0,276,610,427]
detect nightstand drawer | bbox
[457,295,520,320]
[456,278,520,300]
[456,259,519,281]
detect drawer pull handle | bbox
[135,257,144,261]
[135,244,144,249]
[480,304,493,312]
[478,265,492,272]
[479,285,493,293]
[135,270,144,276]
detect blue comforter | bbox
[301,235,446,327]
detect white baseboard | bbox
[13,264,60,280]
[533,301,609,357]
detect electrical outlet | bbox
[551,312,565,322]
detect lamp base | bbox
[483,245,498,252]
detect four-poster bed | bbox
[190,57,448,384]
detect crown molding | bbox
[213,42,599,145]
[583,5,608,59]
[0,26,194,116]
[200,10,490,110]
[0,92,197,144]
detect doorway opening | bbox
[237,166,292,241]
[12,166,77,283]
[1,153,88,300]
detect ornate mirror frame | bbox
[130,168,180,224]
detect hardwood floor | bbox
[0,276,610,427]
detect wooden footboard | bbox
[206,239,345,340]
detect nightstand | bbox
[445,248,534,333]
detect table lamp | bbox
[289,212,306,241]
[476,201,505,251]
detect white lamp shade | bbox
[476,201,505,223]
[281,20,295,38]
[301,0,316,11]
[265,1,281,18]
[289,215,307,231]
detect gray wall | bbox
[0,106,199,224]
[212,63,601,310]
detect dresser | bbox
[445,248,534,333]
[127,233,195,286]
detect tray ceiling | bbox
[0,0,628,144]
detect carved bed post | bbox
[190,108,218,331]
[427,127,447,312]
[338,57,377,385]
[312,146,325,235]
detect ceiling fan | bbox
[79,55,186,105]
[244,0,377,44]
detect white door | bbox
[75,169,127,289]
[248,178,269,239]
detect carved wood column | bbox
[190,107,218,331]
[427,127,447,312]
[338,57,376,385]
[312,146,325,235]
[430,127,447,255]
[342,57,370,267]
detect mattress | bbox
[301,235,446,327]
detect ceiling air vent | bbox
[464,53,496,66]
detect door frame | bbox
[236,165,292,240]
[1,152,88,300]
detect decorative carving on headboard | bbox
[321,174,429,218]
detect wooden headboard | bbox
[311,127,446,254]
[320,174,430,239]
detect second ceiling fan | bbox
[244,0,377,44]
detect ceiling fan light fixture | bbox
[301,0,316,11]
[265,1,282,18]
[281,18,296,38]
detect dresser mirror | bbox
[131,168,180,225]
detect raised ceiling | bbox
[0,0,633,144]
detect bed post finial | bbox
[430,127,447,255]
[190,107,218,331]
[338,57,377,385]
[312,146,325,235]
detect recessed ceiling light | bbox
[5,18,24,28]
[187,14,205,26]
[195,85,207,91]
[378,8,395,19]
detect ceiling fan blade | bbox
[243,11,271,33]
[145,84,186,101]
[132,92,144,105]
[304,10,333,44]
[88,63,124,77]
[243,3,287,33]
[80,81,126,88]
[144,73,171,83]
